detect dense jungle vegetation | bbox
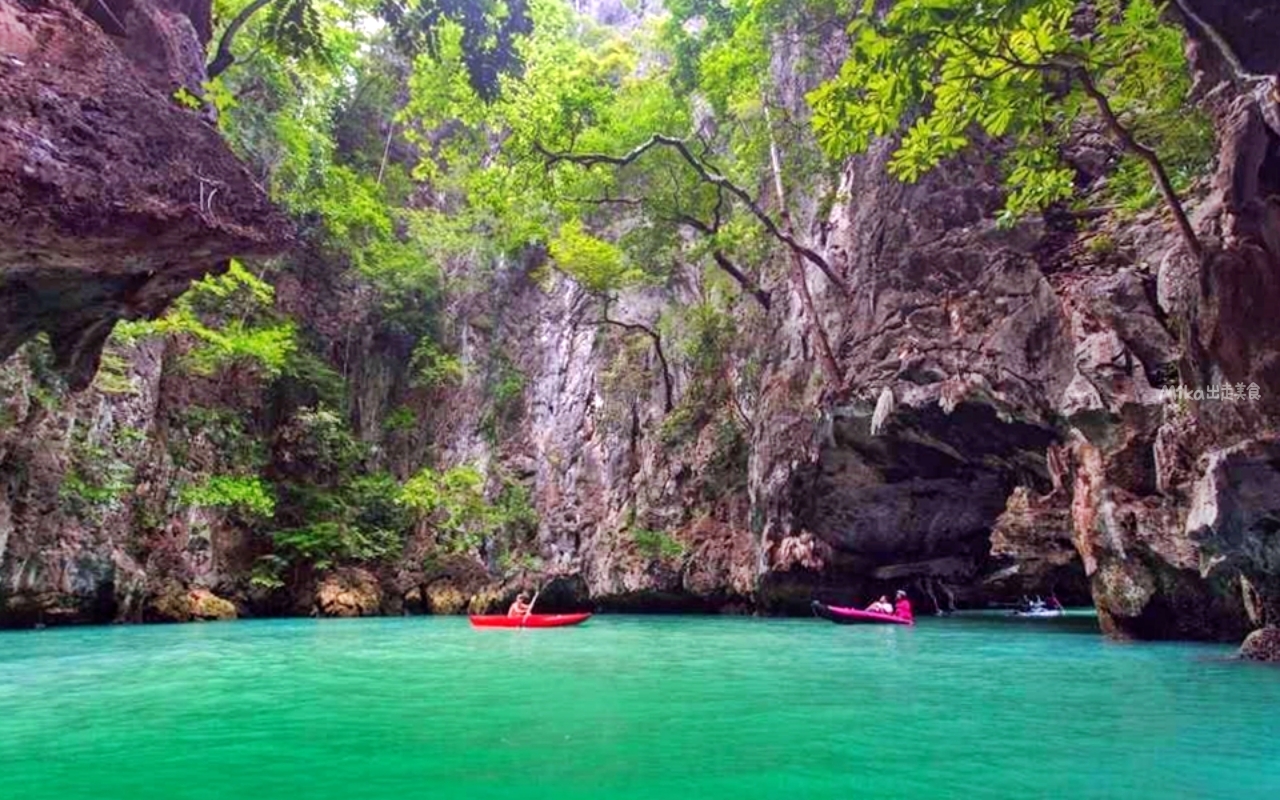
[23,0,1212,595]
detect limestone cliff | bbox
[0,0,286,622]
[3,0,1280,646]
[0,0,288,387]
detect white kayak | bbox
[1012,608,1064,618]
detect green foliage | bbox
[19,334,66,412]
[383,405,419,433]
[548,218,645,294]
[116,426,149,446]
[701,417,749,499]
[399,464,535,553]
[678,301,735,374]
[172,86,203,110]
[410,338,466,388]
[808,0,1213,221]
[113,261,297,378]
[59,437,134,519]
[181,475,277,518]
[265,470,411,575]
[380,0,535,102]
[658,400,704,448]
[262,0,328,64]
[479,351,525,443]
[278,345,349,410]
[92,351,137,396]
[347,472,414,543]
[630,528,685,561]
[655,301,740,448]
[1086,233,1119,257]
[598,333,653,430]
[275,405,366,479]
[270,521,398,570]
[59,469,133,518]
[250,554,289,589]
[169,405,267,472]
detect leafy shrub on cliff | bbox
[479,352,526,444]
[59,438,135,520]
[168,405,267,473]
[259,471,411,580]
[180,475,276,519]
[271,521,400,571]
[113,261,297,378]
[18,334,66,412]
[383,405,418,433]
[630,528,685,562]
[702,418,750,501]
[273,405,366,482]
[93,352,138,396]
[400,464,536,553]
[548,219,647,293]
[410,338,465,389]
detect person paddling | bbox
[865,595,892,614]
[507,591,532,618]
[893,590,913,622]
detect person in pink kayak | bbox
[507,592,532,617]
[865,595,892,614]
[893,590,913,622]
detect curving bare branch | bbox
[535,136,851,296]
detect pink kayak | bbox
[812,600,913,626]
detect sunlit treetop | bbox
[807,0,1213,224]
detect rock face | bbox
[1,0,286,624]
[3,0,1280,643]
[314,569,383,618]
[1239,626,1280,662]
[0,0,288,387]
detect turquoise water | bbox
[1,614,1278,799]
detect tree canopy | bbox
[808,0,1212,246]
[109,0,1221,584]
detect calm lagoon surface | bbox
[2,613,1278,799]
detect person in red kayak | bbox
[507,592,532,617]
[893,590,913,622]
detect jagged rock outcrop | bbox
[149,585,237,622]
[741,0,1280,632]
[0,0,288,387]
[1239,626,1280,662]
[314,568,383,617]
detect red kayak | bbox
[469,613,592,629]
[812,600,913,626]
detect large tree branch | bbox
[1072,67,1204,261]
[710,251,772,311]
[535,137,851,296]
[570,296,674,413]
[763,103,843,390]
[585,316,675,413]
[673,213,772,311]
[207,0,275,80]
[938,31,1205,262]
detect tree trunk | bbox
[763,104,843,390]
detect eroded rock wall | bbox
[4,0,1280,641]
[0,0,288,386]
